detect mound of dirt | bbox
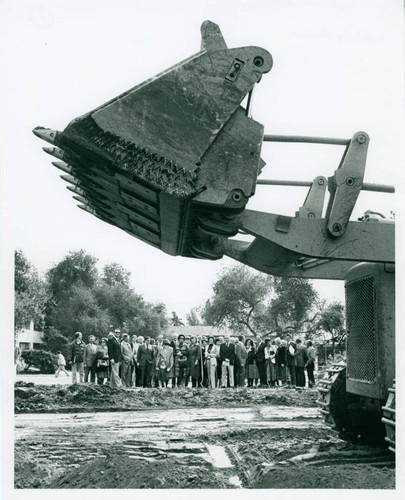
[251,463,395,489]
[48,452,233,489]
[15,384,319,413]
[14,449,53,488]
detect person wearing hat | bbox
[155,339,173,388]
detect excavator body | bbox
[33,21,395,450]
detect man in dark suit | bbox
[220,335,235,387]
[255,336,267,387]
[137,338,155,387]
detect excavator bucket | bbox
[33,21,272,259]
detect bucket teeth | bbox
[52,161,72,174]
[43,146,65,160]
[32,127,59,144]
[60,174,77,185]
[78,204,94,214]
[72,195,87,204]
[67,185,85,196]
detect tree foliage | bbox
[170,312,184,327]
[186,308,201,326]
[14,250,48,333]
[42,326,70,360]
[101,262,130,287]
[202,264,325,339]
[315,301,346,347]
[46,249,98,301]
[201,265,273,335]
[270,277,319,337]
[42,250,168,342]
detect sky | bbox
[1,0,403,323]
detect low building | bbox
[16,319,44,351]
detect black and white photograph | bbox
[1,0,403,497]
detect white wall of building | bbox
[16,319,44,350]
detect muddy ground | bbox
[14,380,317,412]
[14,382,395,489]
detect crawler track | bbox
[382,380,396,452]
[316,362,348,430]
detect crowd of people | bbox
[58,330,316,389]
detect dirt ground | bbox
[14,380,318,412]
[14,382,395,489]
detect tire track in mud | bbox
[14,405,394,488]
[15,405,322,487]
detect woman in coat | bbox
[95,338,109,385]
[265,339,277,387]
[155,339,173,388]
[205,336,220,389]
[188,337,201,388]
[276,339,288,386]
[245,339,259,387]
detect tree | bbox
[44,250,168,340]
[42,326,70,360]
[101,262,130,287]
[315,301,346,353]
[41,249,168,343]
[95,282,142,330]
[47,284,112,340]
[130,302,169,338]
[46,249,98,301]
[201,264,273,335]
[14,250,47,333]
[15,249,33,294]
[45,250,104,339]
[270,277,319,338]
[170,312,184,327]
[186,308,201,326]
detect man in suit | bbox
[120,333,133,387]
[83,334,98,383]
[235,335,247,387]
[137,337,155,387]
[130,334,138,387]
[255,336,267,387]
[220,335,235,388]
[107,331,123,388]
